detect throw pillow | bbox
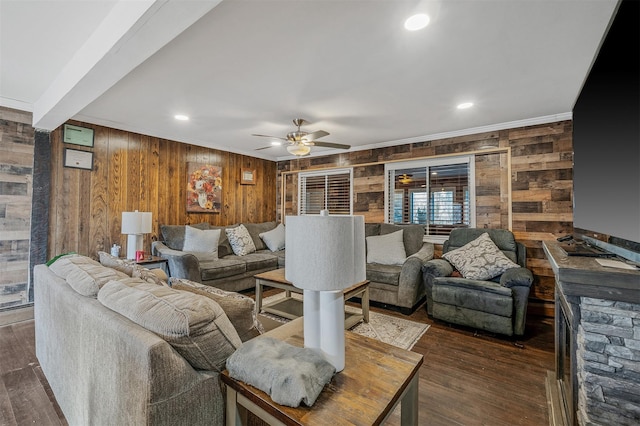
[442,232,520,280]
[259,223,286,252]
[171,278,264,342]
[225,224,256,256]
[98,251,135,276]
[98,280,242,371]
[182,225,221,260]
[132,264,170,286]
[366,230,407,265]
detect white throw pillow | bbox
[259,223,286,252]
[225,224,256,256]
[182,225,220,260]
[366,230,407,265]
[442,232,520,280]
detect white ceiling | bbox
[0,0,619,161]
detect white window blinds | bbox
[385,156,475,242]
[298,169,353,215]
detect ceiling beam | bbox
[32,0,221,131]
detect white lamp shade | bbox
[285,214,365,291]
[121,211,152,235]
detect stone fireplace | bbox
[544,241,640,426]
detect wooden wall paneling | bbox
[89,125,109,256]
[107,128,128,256]
[278,121,574,317]
[146,136,160,243]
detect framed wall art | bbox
[241,168,256,185]
[186,163,222,213]
[63,124,94,147]
[64,148,94,170]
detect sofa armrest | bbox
[396,243,435,310]
[152,241,201,282]
[421,258,454,315]
[499,267,534,288]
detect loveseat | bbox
[34,253,264,426]
[364,223,434,314]
[152,221,285,292]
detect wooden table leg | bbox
[226,386,240,426]
[400,373,419,425]
[362,286,370,323]
[255,280,263,317]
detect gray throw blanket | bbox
[226,337,335,407]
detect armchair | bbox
[422,228,533,336]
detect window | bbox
[298,168,353,215]
[385,156,475,242]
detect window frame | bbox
[297,168,353,215]
[384,156,476,243]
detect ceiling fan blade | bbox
[254,146,273,151]
[303,130,329,141]
[309,141,350,150]
[252,134,287,141]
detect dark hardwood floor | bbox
[0,295,554,426]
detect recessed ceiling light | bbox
[271,141,282,146]
[174,114,189,121]
[404,14,430,31]
[457,102,474,109]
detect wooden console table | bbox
[254,268,370,329]
[221,317,423,425]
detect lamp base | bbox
[126,234,143,260]
[303,290,345,372]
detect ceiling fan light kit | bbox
[286,144,311,156]
[253,118,350,156]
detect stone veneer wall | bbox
[577,297,640,425]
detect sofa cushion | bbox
[183,225,221,260]
[160,222,210,250]
[366,263,401,286]
[366,230,406,265]
[98,280,242,371]
[259,223,285,252]
[49,255,129,297]
[364,223,380,238]
[442,232,520,280]
[171,278,264,342]
[226,224,257,256]
[243,221,277,251]
[230,252,279,272]
[199,258,247,281]
[380,223,425,256]
[98,251,135,276]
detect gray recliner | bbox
[421,228,533,336]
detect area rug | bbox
[259,292,429,351]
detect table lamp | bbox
[121,210,152,260]
[285,211,366,372]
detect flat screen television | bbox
[572,0,640,258]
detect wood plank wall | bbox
[277,121,574,317]
[0,107,34,308]
[48,120,277,260]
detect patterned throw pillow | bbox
[442,232,520,280]
[225,224,256,256]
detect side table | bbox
[134,255,169,275]
[221,317,423,425]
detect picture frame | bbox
[241,168,256,185]
[64,148,94,170]
[186,163,223,213]
[63,124,95,147]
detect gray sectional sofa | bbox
[34,254,264,426]
[152,221,285,293]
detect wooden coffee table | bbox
[222,317,423,425]
[254,268,369,329]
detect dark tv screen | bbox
[572,0,640,246]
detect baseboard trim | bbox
[0,304,34,327]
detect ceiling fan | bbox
[253,118,350,156]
